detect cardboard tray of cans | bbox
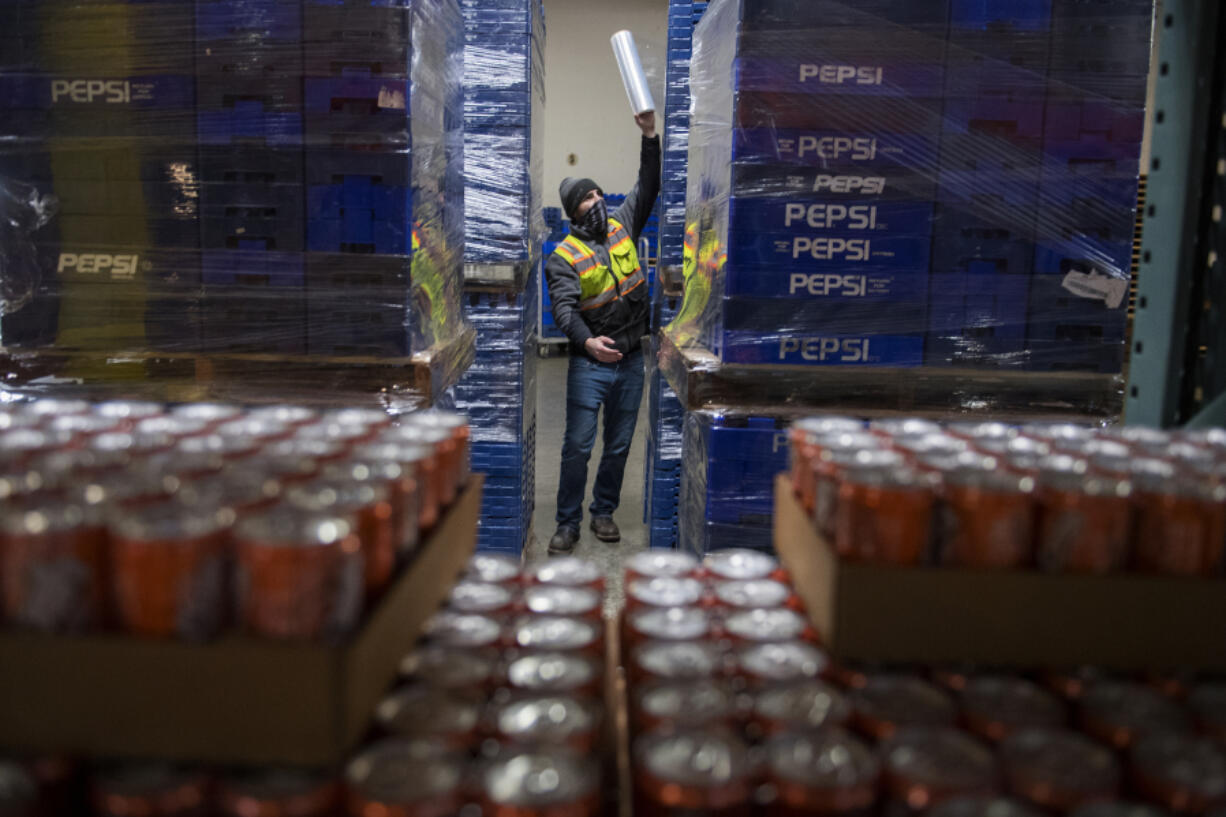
[0,475,483,767]
[774,474,1226,671]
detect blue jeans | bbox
[556,348,646,531]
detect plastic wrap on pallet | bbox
[679,407,796,556]
[664,0,1151,383]
[644,334,686,549]
[461,0,547,270]
[0,0,472,405]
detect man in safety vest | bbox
[544,111,660,554]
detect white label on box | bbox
[1062,270,1128,310]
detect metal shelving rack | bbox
[1126,0,1226,427]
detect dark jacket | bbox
[545,135,661,358]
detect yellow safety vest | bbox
[553,218,646,315]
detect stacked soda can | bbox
[349,553,608,817]
[789,417,1226,576]
[623,549,1226,817]
[0,398,469,642]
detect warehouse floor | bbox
[524,353,651,609]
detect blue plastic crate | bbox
[716,332,927,367]
[733,128,941,173]
[727,198,934,235]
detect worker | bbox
[544,110,660,554]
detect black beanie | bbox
[559,177,602,220]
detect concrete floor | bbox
[525,352,650,611]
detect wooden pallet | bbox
[656,329,1124,421]
[0,326,475,409]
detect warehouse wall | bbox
[542,0,669,205]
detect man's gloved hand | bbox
[585,336,623,363]
[635,111,656,139]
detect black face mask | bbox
[580,199,608,241]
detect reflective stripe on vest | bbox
[553,218,642,313]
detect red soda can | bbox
[1131,460,1226,576]
[0,466,57,502]
[488,694,602,752]
[973,436,1051,462]
[423,611,505,650]
[215,418,295,445]
[0,761,38,817]
[233,507,364,641]
[930,797,1046,817]
[894,433,972,465]
[913,450,999,477]
[634,728,754,817]
[959,676,1066,743]
[790,417,866,511]
[626,606,713,648]
[702,547,781,583]
[709,577,799,613]
[321,407,392,431]
[871,418,943,439]
[176,433,263,462]
[1069,438,1132,462]
[144,448,228,480]
[505,651,602,698]
[294,422,378,450]
[109,502,233,640]
[245,405,320,428]
[345,737,465,817]
[399,644,501,691]
[88,431,177,458]
[1069,802,1172,817]
[467,552,522,584]
[624,549,700,582]
[851,675,957,741]
[351,442,440,532]
[0,430,70,468]
[30,447,132,483]
[374,685,483,750]
[92,764,211,817]
[523,585,602,621]
[1000,728,1120,812]
[446,581,517,616]
[1079,681,1192,750]
[266,437,350,465]
[380,424,458,508]
[322,459,419,556]
[948,421,1018,443]
[938,467,1036,569]
[286,479,397,596]
[723,607,817,645]
[750,678,850,735]
[94,400,164,426]
[511,614,602,655]
[1021,423,1095,448]
[931,664,980,694]
[624,575,705,612]
[835,463,935,565]
[1041,665,1114,702]
[251,453,320,486]
[764,728,878,817]
[71,465,181,512]
[630,639,725,685]
[634,679,738,734]
[216,769,340,817]
[1130,734,1226,814]
[1189,683,1226,740]
[1034,456,1132,573]
[526,556,605,594]
[0,498,107,632]
[478,747,600,817]
[881,727,999,810]
[0,412,43,432]
[177,470,282,515]
[814,446,901,539]
[134,415,213,440]
[45,413,123,439]
[169,402,242,427]
[733,641,829,687]
[18,398,91,419]
[402,411,470,490]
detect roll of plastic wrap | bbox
[611,30,655,115]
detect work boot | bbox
[590,516,620,543]
[548,526,579,555]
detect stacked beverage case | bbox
[0,398,470,640]
[0,0,466,365]
[623,549,1226,817]
[670,0,1150,371]
[0,553,618,816]
[454,0,545,554]
[790,417,1226,576]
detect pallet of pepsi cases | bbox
[679,407,794,556]
[670,0,1152,374]
[0,0,469,371]
[643,339,686,550]
[461,0,547,273]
